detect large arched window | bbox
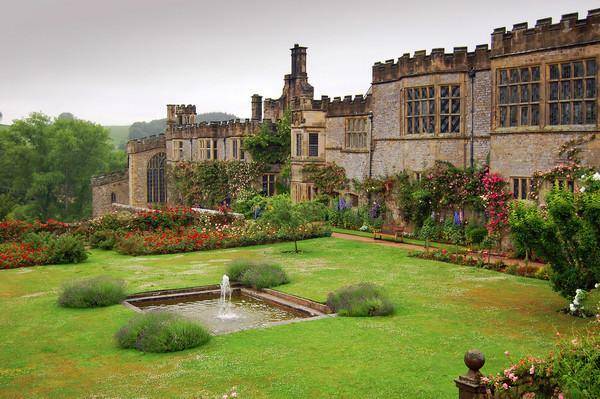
[147,152,166,204]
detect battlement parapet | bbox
[91,170,128,187]
[326,94,371,117]
[127,134,166,154]
[166,119,267,140]
[372,45,490,83]
[491,9,600,57]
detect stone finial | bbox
[455,350,486,399]
[464,349,485,380]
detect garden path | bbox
[331,232,547,269]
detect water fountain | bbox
[217,274,237,320]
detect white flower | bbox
[576,289,583,294]
[573,298,579,305]
[580,187,586,193]
[593,172,600,181]
[595,283,599,289]
[569,303,576,312]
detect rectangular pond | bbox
[124,285,332,335]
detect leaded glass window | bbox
[548,59,597,125]
[405,86,435,134]
[498,66,540,127]
[440,85,461,133]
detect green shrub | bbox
[554,330,600,398]
[58,276,126,308]
[49,235,88,264]
[115,312,211,353]
[227,260,289,289]
[465,224,487,246]
[22,231,54,249]
[115,234,146,256]
[326,283,394,317]
[89,230,117,250]
[581,286,600,317]
[226,260,252,281]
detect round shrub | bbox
[465,225,487,246]
[58,276,126,308]
[226,260,252,281]
[49,235,88,264]
[327,283,394,317]
[227,260,289,289]
[115,312,211,353]
[89,230,117,250]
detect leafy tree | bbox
[0,113,125,221]
[539,188,600,298]
[243,110,291,164]
[508,201,546,265]
[260,195,307,253]
[57,112,75,120]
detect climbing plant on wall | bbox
[303,163,348,197]
[243,110,291,164]
[170,161,264,209]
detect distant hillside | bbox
[128,112,237,140]
[105,125,130,149]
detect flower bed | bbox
[115,221,331,256]
[0,242,50,269]
[482,329,599,399]
[409,249,549,280]
[0,219,71,243]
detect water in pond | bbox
[135,292,307,334]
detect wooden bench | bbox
[373,223,404,243]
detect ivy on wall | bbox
[170,161,264,209]
[243,110,291,165]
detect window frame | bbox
[403,84,463,135]
[345,116,368,150]
[308,132,319,157]
[511,177,532,200]
[497,65,541,128]
[262,174,276,196]
[547,59,597,126]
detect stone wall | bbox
[91,171,129,218]
[370,70,491,176]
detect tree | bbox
[0,113,126,221]
[260,195,306,253]
[508,201,546,266]
[243,110,291,164]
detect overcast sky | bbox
[1,0,599,125]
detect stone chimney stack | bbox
[251,94,263,121]
[291,44,307,77]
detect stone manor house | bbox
[92,9,600,217]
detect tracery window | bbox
[345,117,367,149]
[405,86,435,134]
[147,152,166,204]
[498,66,541,127]
[548,60,597,125]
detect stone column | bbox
[454,349,487,399]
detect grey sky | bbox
[1,0,598,125]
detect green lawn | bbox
[0,237,586,398]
